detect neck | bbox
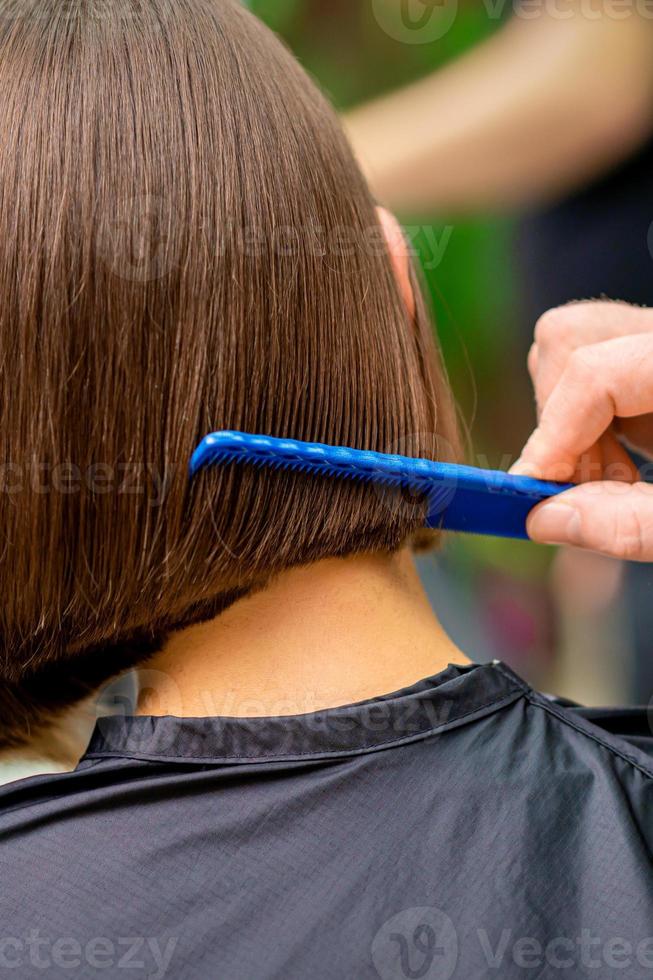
[137,550,469,718]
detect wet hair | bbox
[0,0,460,747]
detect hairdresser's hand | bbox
[512,301,653,561]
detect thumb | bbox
[527,482,653,561]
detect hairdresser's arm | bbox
[344,6,653,213]
[513,301,653,561]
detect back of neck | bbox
[137,550,468,718]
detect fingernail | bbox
[527,503,582,545]
[510,458,540,478]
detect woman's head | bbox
[0,0,459,745]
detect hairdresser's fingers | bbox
[529,327,653,461]
[599,431,641,483]
[530,334,653,458]
[513,333,653,481]
[527,481,653,561]
[568,431,639,486]
[529,302,653,415]
[613,413,653,458]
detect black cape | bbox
[1,661,652,979]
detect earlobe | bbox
[376,206,416,320]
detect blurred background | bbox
[248,0,653,706]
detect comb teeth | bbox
[189,432,438,494]
[189,431,575,540]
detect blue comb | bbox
[189,431,574,540]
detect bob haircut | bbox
[0,0,460,747]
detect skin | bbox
[512,301,653,561]
[345,4,653,214]
[138,550,467,718]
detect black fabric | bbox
[1,661,652,979]
[517,137,653,323]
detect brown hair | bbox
[0,0,460,747]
